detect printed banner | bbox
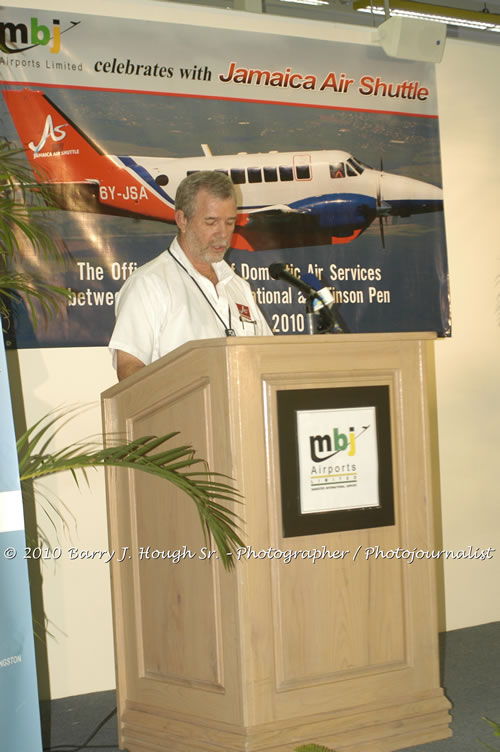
[0,6,450,348]
[0,336,43,751]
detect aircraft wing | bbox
[245,203,299,215]
[233,196,372,251]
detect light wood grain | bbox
[101,333,450,751]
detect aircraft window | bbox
[186,170,199,176]
[296,164,311,180]
[155,174,169,186]
[346,162,358,177]
[264,167,278,182]
[279,166,293,182]
[349,157,367,173]
[216,169,229,175]
[247,167,262,183]
[329,163,345,179]
[230,168,246,184]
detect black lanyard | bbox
[168,248,236,336]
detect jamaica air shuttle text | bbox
[218,62,430,100]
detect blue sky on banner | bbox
[0,7,449,346]
[0,338,43,752]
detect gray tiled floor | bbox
[40,621,500,752]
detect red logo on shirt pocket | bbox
[236,303,252,321]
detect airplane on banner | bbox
[3,88,443,250]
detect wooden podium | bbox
[101,333,451,752]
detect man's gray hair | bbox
[175,170,237,219]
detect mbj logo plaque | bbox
[297,407,380,514]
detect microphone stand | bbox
[305,296,316,335]
[304,293,349,335]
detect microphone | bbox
[268,263,319,299]
[300,272,349,334]
[269,263,348,334]
[300,272,335,312]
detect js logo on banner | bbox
[0,18,80,54]
[29,115,68,155]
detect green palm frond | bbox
[482,717,500,737]
[0,142,57,204]
[17,409,244,570]
[0,271,71,328]
[0,142,68,261]
[479,716,500,750]
[0,143,40,193]
[0,196,68,262]
[1,140,73,330]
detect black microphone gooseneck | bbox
[268,263,319,298]
[269,263,320,334]
[269,263,348,335]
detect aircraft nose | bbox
[381,173,443,216]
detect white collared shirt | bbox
[109,237,272,368]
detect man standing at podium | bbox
[109,171,272,381]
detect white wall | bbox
[434,39,500,629]
[8,348,117,698]
[5,0,500,699]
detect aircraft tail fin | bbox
[3,88,107,184]
[3,88,176,221]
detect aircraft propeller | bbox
[376,157,390,249]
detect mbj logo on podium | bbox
[309,425,362,462]
[297,408,380,514]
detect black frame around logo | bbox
[277,385,395,538]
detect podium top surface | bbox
[102,332,437,399]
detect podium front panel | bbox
[102,334,451,752]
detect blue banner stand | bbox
[0,336,43,752]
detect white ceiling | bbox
[167,0,500,44]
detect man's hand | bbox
[116,350,146,381]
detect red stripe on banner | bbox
[0,80,439,119]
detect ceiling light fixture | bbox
[279,0,330,6]
[353,0,500,31]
